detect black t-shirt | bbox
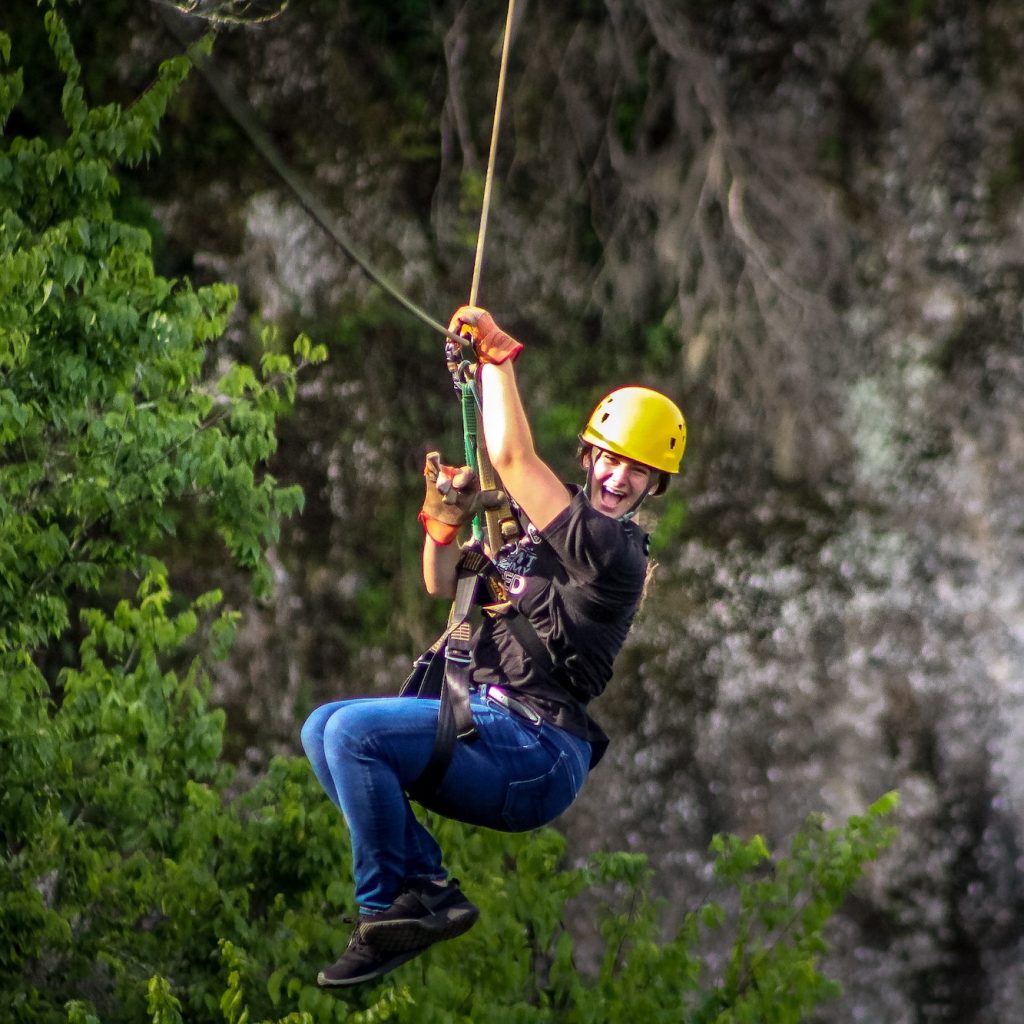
[470,485,649,766]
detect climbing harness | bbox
[401,546,496,800]
[400,542,556,802]
[443,353,520,552]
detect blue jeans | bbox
[301,692,592,914]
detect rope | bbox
[468,0,516,306]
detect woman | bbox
[301,306,686,986]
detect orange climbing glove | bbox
[448,305,523,365]
[418,451,506,545]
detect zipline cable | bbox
[156,7,467,346]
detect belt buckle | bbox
[485,685,542,726]
[490,686,512,713]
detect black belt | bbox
[479,685,543,726]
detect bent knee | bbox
[320,701,379,756]
[300,702,343,758]
[320,699,428,763]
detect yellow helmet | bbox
[580,386,687,477]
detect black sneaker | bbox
[316,920,423,987]
[359,878,480,954]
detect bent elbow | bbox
[489,444,532,478]
[488,448,513,476]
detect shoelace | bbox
[340,916,373,951]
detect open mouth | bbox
[596,486,627,512]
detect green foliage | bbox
[175,795,893,1024]
[648,490,688,556]
[0,10,324,657]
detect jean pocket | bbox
[500,752,576,832]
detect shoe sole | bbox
[316,946,423,987]
[361,904,480,954]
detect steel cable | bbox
[157,6,467,344]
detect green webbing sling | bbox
[459,379,485,546]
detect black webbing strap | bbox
[502,608,556,678]
[440,562,481,742]
[404,551,485,800]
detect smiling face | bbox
[586,448,655,518]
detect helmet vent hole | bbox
[600,412,610,423]
[669,438,676,449]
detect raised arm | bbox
[449,306,571,532]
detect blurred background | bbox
[10,1,1024,1019]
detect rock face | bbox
[25,1,1024,1018]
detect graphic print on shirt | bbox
[494,537,538,597]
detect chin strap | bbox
[619,493,649,522]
